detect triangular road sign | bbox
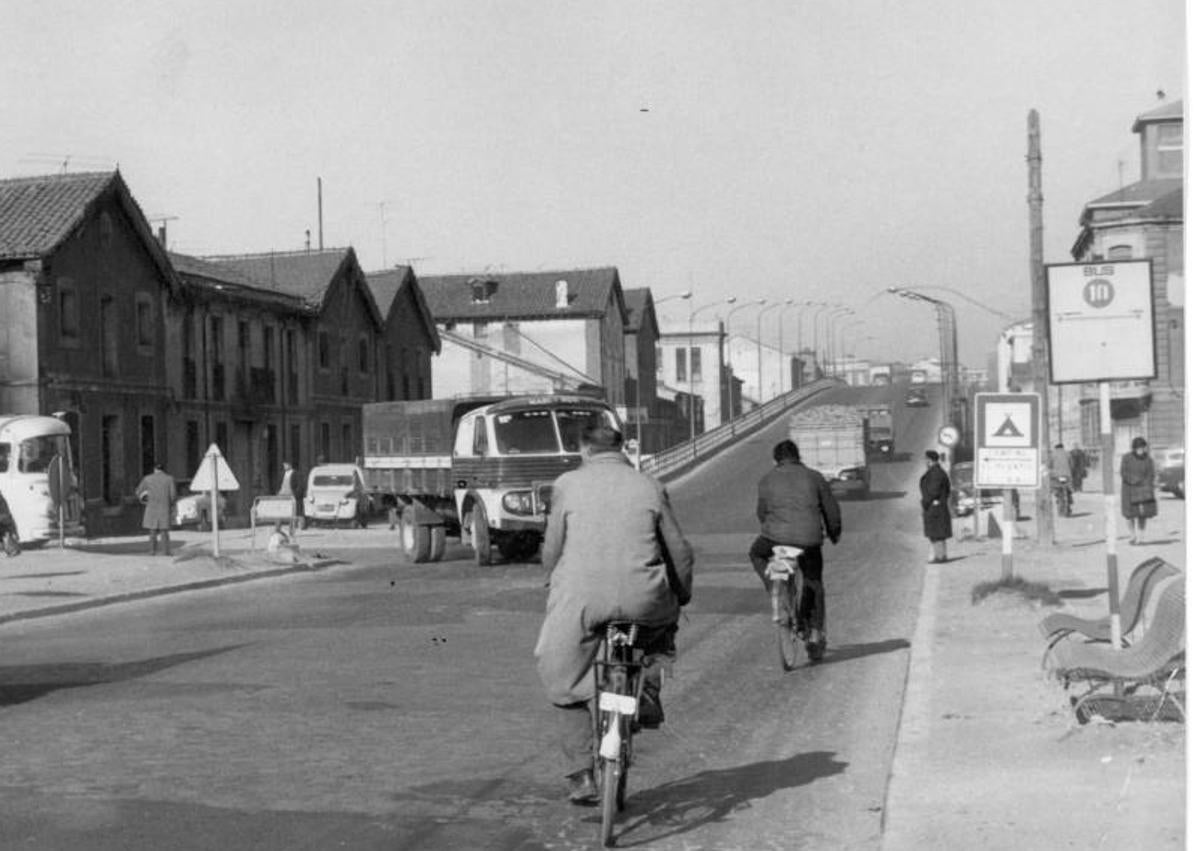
[993,415,1024,438]
[190,444,240,492]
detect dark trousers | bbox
[749,536,825,632]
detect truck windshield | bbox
[555,409,610,452]
[494,411,560,454]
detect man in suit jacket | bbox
[136,462,177,556]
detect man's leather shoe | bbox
[566,768,598,806]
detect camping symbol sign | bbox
[975,393,1041,488]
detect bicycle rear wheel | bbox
[775,580,802,671]
[599,755,622,846]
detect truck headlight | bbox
[502,491,535,515]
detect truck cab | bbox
[452,396,621,564]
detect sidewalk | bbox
[883,489,1188,849]
[0,522,399,625]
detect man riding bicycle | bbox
[749,439,841,654]
[534,422,693,806]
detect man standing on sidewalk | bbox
[136,462,177,556]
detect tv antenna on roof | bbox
[146,214,179,248]
[19,152,116,174]
[365,200,396,268]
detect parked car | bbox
[905,388,929,407]
[303,464,371,527]
[174,490,227,530]
[948,461,1000,517]
[1156,447,1184,499]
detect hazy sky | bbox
[1,1,1187,368]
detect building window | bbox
[1156,124,1183,177]
[289,424,301,468]
[1108,244,1133,260]
[100,295,118,376]
[58,279,79,343]
[358,335,369,374]
[210,316,225,402]
[262,326,274,370]
[675,348,687,382]
[135,293,154,349]
[319,422,331,462]
[140,414,156,475]
[215,421,228,454]
[655,346,662,373]
[185,421,200,473]
[318,331,331,370]
[101,414,121,505]
[342,421,352,460]
[690,347,702,381]
[286,329,299,404]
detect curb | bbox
[0,559,334,626]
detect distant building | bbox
[0,171,181,535]
[657,323,721,433]
[363,265,441,402]
[1069,98,1185,454]
[419,268,628,408]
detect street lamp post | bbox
[778,300,800,393]
[807,302,832,379]
[688,296,736,441]
[723,298,765,422]
[889,286,960,445]
[826,307,853,379]
[755,300,789,403]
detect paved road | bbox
[0,384,941,850]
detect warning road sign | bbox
[975,393,1041,488]
[190,443,240,492]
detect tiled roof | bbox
[169,251,310,310]
[0,171,117,259]
[419,267,623,321]
[201,249,351,302]
[365,266,441,353]
[623,287,658,335]
[1132,98,1183,131]
[1137,186,1184,219]
[1084,178,1182,210]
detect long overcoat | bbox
[1119,452,1157,519]
[136,468,177,531]
[919,462,953,542]
[534,451,693,706]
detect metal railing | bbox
[640,378,840,481]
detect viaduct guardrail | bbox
[640,378,841,482]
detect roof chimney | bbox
[555,279,569,309]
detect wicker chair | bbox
[1039,557,1179,665]
[1044,574,1186,724]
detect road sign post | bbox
[1045,260,1155,649]
[975,393,1041,581]
[190,444,240,557]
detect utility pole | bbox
[1027,109,1052,543]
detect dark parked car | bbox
[905,388,929,407]
[1156,447,1184,499]
[949,462,1000,517]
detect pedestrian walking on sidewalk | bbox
[1120,436,1157,545]
[919,450,952,563]
[135,462,177,556]
[1068,443,1089,492]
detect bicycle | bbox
[1052,475,1073,517]
[765,545,824,669]
[592,621,664,847]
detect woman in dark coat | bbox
[1120,436,1157,545]
[919,449,952,563]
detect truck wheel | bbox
[470,502,492,566]
[399,508,432,563]
[430,526,447,562]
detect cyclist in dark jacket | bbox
[749,439,842,650]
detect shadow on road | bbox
[1058,586,1107,600]
[618,750,848,845]
[0,644,247,707]
[857,490,907,501]
[820,637,910,665]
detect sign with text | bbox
[974,393,1040,488]
[1045,260,1155,383]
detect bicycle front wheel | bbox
[599,755,622,846]
[775,580,802,671]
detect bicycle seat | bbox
[771,545,803,559]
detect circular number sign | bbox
[1082,278,1115,308]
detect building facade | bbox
[419,268,629,408]
[1069,98,1185,456]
